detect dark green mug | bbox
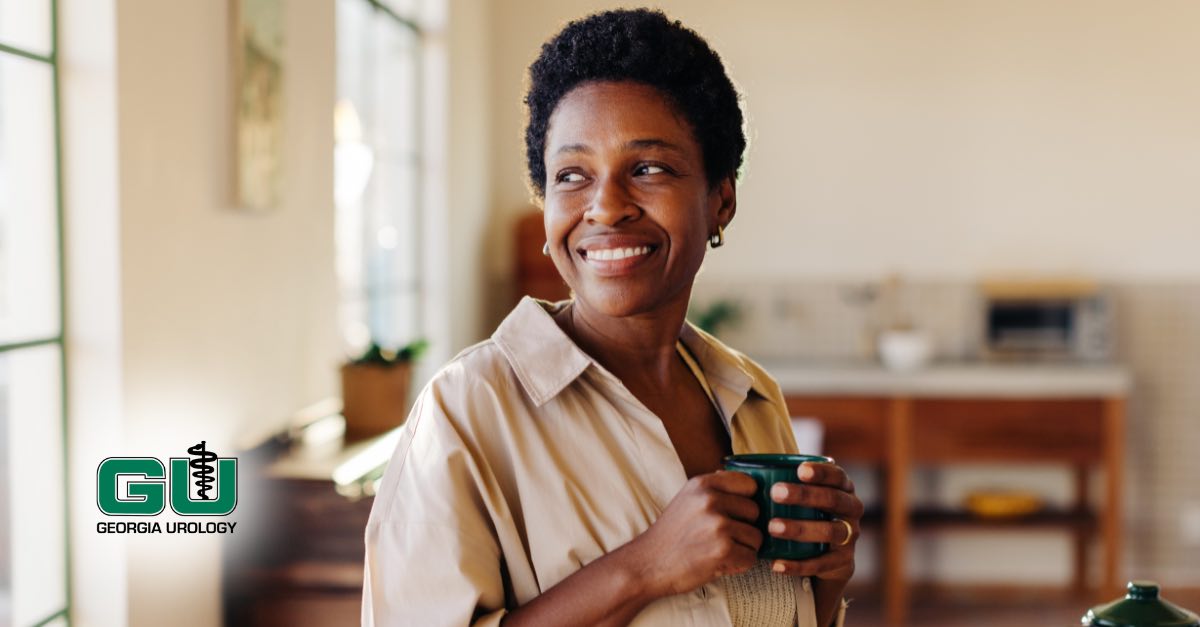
[723,453,835,560]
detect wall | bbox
[421,0,493,374]
[486,0,1200,291]
[65,1,340,625]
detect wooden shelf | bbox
[784,393,1126,625]
[860,507,1096,530]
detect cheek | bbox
[542,202,581,256]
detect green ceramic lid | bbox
[1083,581,1200,627]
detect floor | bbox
[849,599,1088,626]
[845,588,1200,627]
[243,587,1200,626]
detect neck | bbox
[554,292,692,389]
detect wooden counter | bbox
[773,361,1131,626]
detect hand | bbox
[625,471,763,598]
[766,461,863,584]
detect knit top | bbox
[677,341,799,627]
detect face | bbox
[542,81,736,319]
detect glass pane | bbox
[336,0,372,108]
[369,160,418,280]
[336,0,375,353]
[337,0,423,352]
[371,20,417,161]
[380,0,419,18]
[0,0,51,58]
[372,289,421,348]
[0,344,66,625]
[40,614,68,627]
[0,55,59,344]
[364,160,419,346]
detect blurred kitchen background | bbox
[2,0,1199,626]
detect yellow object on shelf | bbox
[964,490,1044,518]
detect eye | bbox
[634,163,668,176]
[555,171,586,184]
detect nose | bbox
[584,175,641,226]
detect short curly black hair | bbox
[524,8,746,198]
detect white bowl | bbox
[877,330,933,371]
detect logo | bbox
[96,441,238,535]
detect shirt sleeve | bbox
[362,376,510,627]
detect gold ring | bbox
[833,518,854,546]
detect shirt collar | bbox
[492,296,771,410]
[491,297,592,407]
[677,320,773,421]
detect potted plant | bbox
[340,339,428,438]
[689,299,743,337]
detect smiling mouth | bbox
[579,245,657,261]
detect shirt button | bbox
[801,577,812,592]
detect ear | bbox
[710,174,737,231]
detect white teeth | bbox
[587,245,651,261]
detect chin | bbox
[573,283,680,318]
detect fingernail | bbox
[771,484,788,501]
[799,463,815,480]
[769,520,785,535]
[772,561,785,573]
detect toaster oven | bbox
[979,279,1113,362]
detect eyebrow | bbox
[624,138,685,154]
[551,138,686,157]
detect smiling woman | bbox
[541,81,725,319]
[362,9,860,627]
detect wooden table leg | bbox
[885,398,912,626]
[1101,398,1126,600]
[1072,465,1090,598]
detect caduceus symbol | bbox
[187,441,218,500]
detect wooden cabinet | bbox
[784,393,1126,626]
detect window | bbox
[335,0,424,353]
[0,0,70,625]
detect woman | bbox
[363,9,862,627]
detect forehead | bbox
[545,81,698,153]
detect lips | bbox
[575,235,660,276]
[581,244,654,261]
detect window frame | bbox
[336,0,426,354]
[0,0,71,624]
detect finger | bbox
[709,470,758,497]
[770,551,853,577]
[767,518,856,546]
[717,543,761,577]
[797,462,854,493]
[770,483,865,519]
[712,492,759,524]
[723,518,763,552]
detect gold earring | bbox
[542,242,550,256]
[709,226,725,249]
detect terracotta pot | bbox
[340,361,413,438]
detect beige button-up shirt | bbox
[363,297,845,626]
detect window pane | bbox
[337,0,422,351]
[40,614,68,627]
[371,289,421,348]
[371,19,417,161]
[0,55,59,344]
[368,159,418,282]
[0,344,66,625]
[379,0,419,17]
[0,0,51,58]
